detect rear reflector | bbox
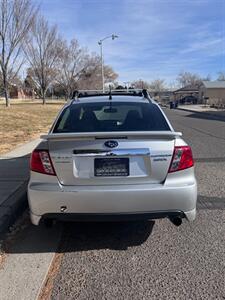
[30,150,56,176]
[168,146,194,173]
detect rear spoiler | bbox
[41,131,182,141]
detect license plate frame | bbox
[94,158,129,177]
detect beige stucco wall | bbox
[200,87,225,106]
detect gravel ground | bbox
[51,109,225,300]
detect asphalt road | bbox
[51,108,225,300]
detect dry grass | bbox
[0,99,65,154]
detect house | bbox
[9,84,34,99]
[199,81,225,107]
[157,90,175,103]
[173,84,200,102]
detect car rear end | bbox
[28,93,197,225]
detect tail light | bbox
[168,146,194,173]
[30,150,56,176]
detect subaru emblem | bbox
[104,140,118,148]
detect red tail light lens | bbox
[169,146,194,173]
[30,150,56,176]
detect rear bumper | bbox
[28,180,197,225]
[31,211,188,224]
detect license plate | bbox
[94,158,129,177]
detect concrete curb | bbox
[0,181,28,238]
[0,138,41,238]
[176,107,225,122]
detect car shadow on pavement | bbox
[184,111,225,122]
[61,220,155,252]
[4,219,155,254]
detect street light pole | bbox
[98,34,118,93]
[99,41,105,93]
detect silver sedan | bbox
[28,90,197,227]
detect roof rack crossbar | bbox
[70,89,152,103]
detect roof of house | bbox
[173,84,200,94]
[202,81,225,88]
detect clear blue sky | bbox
[40,0,225,85]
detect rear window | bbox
[53,102,170,133]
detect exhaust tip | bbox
[169,217,182,227]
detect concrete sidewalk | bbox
[0,221,62,300]
[0,139,41,236]
[177,104,225,121]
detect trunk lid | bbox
[44,131,180,186]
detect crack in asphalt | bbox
[197,195,225,210]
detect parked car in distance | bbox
[28,90,197,227]
[179,95,198,104]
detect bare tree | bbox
[217,72,225,81]
[202,74,211,81]
[77,56,118,90]
[102,65,118,85]
[177,71,202,87]
[149,79,165,94]
[131,79,149,89]
[0,0,36,107]
[56,39,97,99]
[24,16,63,104]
